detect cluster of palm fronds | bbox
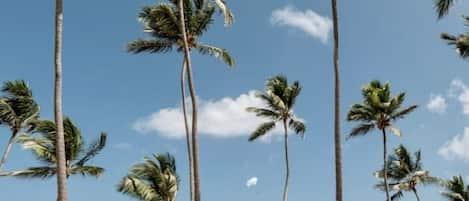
[435,0,469,59]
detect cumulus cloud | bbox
[438,127,469,162]
[426,94,447,114]
[246,177,258,188]
[133,91,289,140]
[449,79,469,116]
[271,5,332,43]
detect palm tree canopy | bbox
[440,16,469,59]
[375,145,439,200]
[2,117,106,178]
[441,176,469,201]
[346,80,418,139]
[0,80,40,132]
[118,153,179,201]
[247,75,306,141]
[128,0,234,66]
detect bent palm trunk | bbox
[180,58,194,201]
[282,120,290,201]
[331,0,343,201]
[382,129,391,201]
[178,1,201,201]
[54,0,68,200]
[0,131,18,172]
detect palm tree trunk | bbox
[412,188,421,201]
[178,1,201,201]
[180,58,194,201]
[382,128,391,201]
[331,0,342,201]
[54,0,68,200]
[282,119,290,201]
[0,131,18,172]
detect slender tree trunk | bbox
[412,188,421,201]
[282,119,290,201]
[178,1,201,201]
[0,131,18,172]
[54,0,68,200]
[180,58,195,201]
[331,0,342,201]
[382,129,391,201]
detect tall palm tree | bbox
[346,80,418,201]
[128,1,234,201]
[440,176,469,201]
[1,117,106,179]
[330,0,342,200]
[0,80,40,172]
[374,144,439,201]
[118,153,179,201]
[247,75,306,201]
[54,0,68,199]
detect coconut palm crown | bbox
[118,153,179,201]
[440,176,469,201]
[128,0,234,66]
[0,80,40,171]
[375,144,439,201]
[2,117,106,178]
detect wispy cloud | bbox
[132,91,288,140]
[246,177,258,188]
[426,94,447,114]
[449,79,469,116]
[271,5,332,43]
[438,127,469,162]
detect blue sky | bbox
[1,0,469,200]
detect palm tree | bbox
[330,0,342,200]
[374,144,439,201]
[440,176,469,201]
[128,1,234,201]
[117,153,179,201]
[247,75,306,201]
[54,0,68,199]
[0,80,40,172]
[1,117,106,179]
[346,80,418,201]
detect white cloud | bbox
[449,79,469,116]
[426,94,447,114]
[271,5,332,43]
[438,127,469,162]
[133,91,291,140]
[246,177,258,188]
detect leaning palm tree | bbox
[440,176,469,201]
[346,80,418,201]
[118,153,179,201]
[1,117,106,179]
[54,0,68,199]
[0,80,40,172]
[330,0,343,200]
[128,1,234,201]
[374,144,439,201]
[247,75,306,201]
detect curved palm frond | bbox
[1,80,33,98]
[74,132,107,167]
[213,0,234,26]
[3,166,56,179]
[288,118,306,136]
[196,43,234,66]
[246,107,280,120]
[128,39,174,54]
[249,121,276,141]
[347,123,375,139]
[435,0,455,19]
[118,176,159,201]
[70,165,104,178]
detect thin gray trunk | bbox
[178,1,201,201]
[412,188,421,201]
[180,58,194,201]
[382,128,391,201]
[54,0,68,200]
[331,0,342,201]
[0,131,18,172]
[282,119,290,201]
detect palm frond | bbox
[248,121,276,141]
[127,39,174,54]
[17,134,56,164]
[118,176,159,201]
[391,105,418,120]
[74,132,107,167]
[214,0,235,26]
[70,165,104,178]
[347,123,375,140]
[1,80,32,97]
[435,0,455,19]
[3,167,56,179]
[246,107,280,120]
[288,118,306,136]
[0,99,16,125]
[196,43,234,66]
